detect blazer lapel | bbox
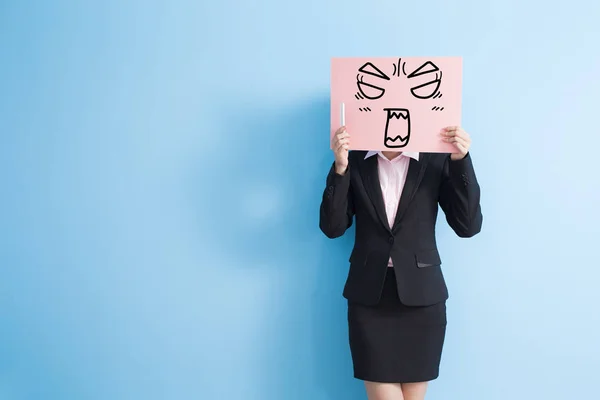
[361,155,391,232]
[392,154,430,232]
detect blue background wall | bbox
[1,1,599,399]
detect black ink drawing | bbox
[356,75,386,100]
[407,62,442,99]
[356,62,391,100]
[392,58,402,77]
[354,59,446,148]
[406,61,438,78]
[358,62,390,80]
[383,108,411,148]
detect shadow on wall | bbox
[189,95,363,399]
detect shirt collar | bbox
[364,151,420,161]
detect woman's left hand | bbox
[441,126,471,161]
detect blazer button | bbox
[388,236,394,244]
[327,186,334,194]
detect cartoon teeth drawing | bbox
[383,108,410,148]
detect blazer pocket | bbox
[415,249,442,268]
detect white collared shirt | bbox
[364,151,420,266]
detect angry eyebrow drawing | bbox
[355,58,445,149]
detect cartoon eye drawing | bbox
[357,77,385,100]
[356,62,390,100]
[407,61,441,99]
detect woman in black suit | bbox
[319,125,482,400]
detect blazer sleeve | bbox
[438,153,483,238]
[319,161,355,239]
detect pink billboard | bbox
[330,57,463,152]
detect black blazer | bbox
[319,151,483,306]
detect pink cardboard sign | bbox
[330,57,462,152]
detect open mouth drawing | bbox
[383,108,410,148]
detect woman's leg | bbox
[400,382,428,400]
[364,381,404,400]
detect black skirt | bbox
[347,267,447,383]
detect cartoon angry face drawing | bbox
[355,59,444,149]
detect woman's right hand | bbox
[332,126,350,175]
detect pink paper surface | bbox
[330,57,462,152]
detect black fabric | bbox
[319,151,483,306]
[347,268,447,383]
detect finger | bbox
[335,137,350,148]
[449,136,469,152]
[336,140,349,153]
[453,134,469,148]
[454,141,468,154]
[336,145,349,154]
[440,127,457,136]
[453,128,470,141]
[442,126,460,133]
[453,136,468,150]
[332,130,346,145]
[335,126,346,135]
[331,133,343,146]
[336,132,350,143]
[442,126,469,139]
[443,133,467,145]
[337,132,350,142]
